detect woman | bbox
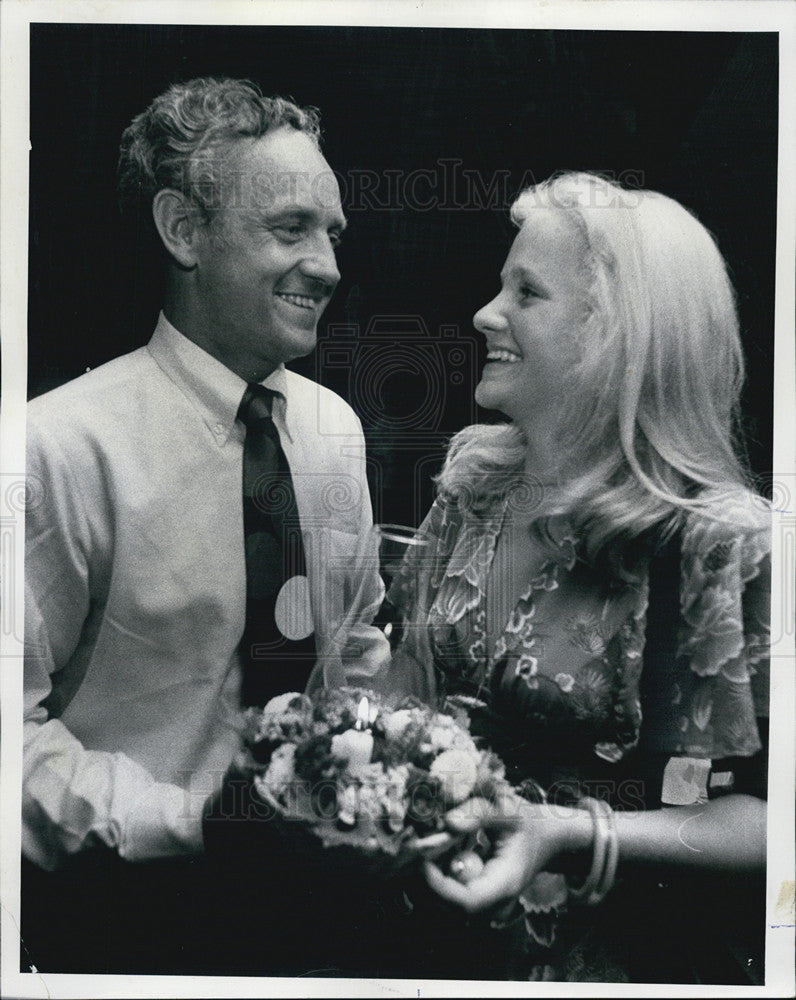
[386,172,770,982]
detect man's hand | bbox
[201,759,277,860]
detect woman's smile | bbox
[473,208,588,430]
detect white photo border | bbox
[2,2,794,998]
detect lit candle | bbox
[331,729,374,777]
[330,697,374,777]
[356,696,370,730]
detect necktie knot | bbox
[237,384,277,428]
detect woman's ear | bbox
[152,189,203,269]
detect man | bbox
[22,77,388,973]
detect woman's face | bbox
[473,208,589,434]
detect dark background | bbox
[28,25,778,525]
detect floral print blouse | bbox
[388,487,771,792]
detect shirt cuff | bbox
[120,781,207,862]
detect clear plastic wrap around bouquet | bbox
[237,686,514,879]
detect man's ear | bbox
[152,189,204,268]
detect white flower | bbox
[476,750,506,785]
[386,799,407,832]
[427,713,478,756]
[259,743,296,796]
[261,692,305,717]
[427,714,457,752]
[383,709,415,741]
[453,732,479,756]
[357,780,384,821]
[430,748,478,805]
[384,765,409,830]
[385,764,409,798]
[337,783,359,826]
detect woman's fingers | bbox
[412,830,458,860]
[423,859,495,912]
[420,794,540,913]
[423,854,520,913]
[443,796,522,835]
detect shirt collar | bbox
[146,312,293,444]
[260,365,293,442]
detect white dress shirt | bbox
[24,313,388,869]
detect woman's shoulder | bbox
[680,485,770,579]
[677,485,770,682]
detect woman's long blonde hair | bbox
[437,172,753,572]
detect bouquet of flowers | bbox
[237,686,514,878]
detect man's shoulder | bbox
[26,347,158,455]
[283,368,361,432]
[29,348,152,415]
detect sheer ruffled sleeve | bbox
[674,490,771,760]
[377,496,465,702]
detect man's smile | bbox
[274,291,319,310]
[485,348,522,364]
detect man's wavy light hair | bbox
[117,77,321,231]
[437,172,753,571]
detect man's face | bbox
[191,127,345,381]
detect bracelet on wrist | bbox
[593,800,619,905]
[567,796,618,906]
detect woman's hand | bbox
[423,791,767,918]
[423,796,583,914]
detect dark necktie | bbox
[237,383,316,705]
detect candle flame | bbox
[356,696,370,731]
